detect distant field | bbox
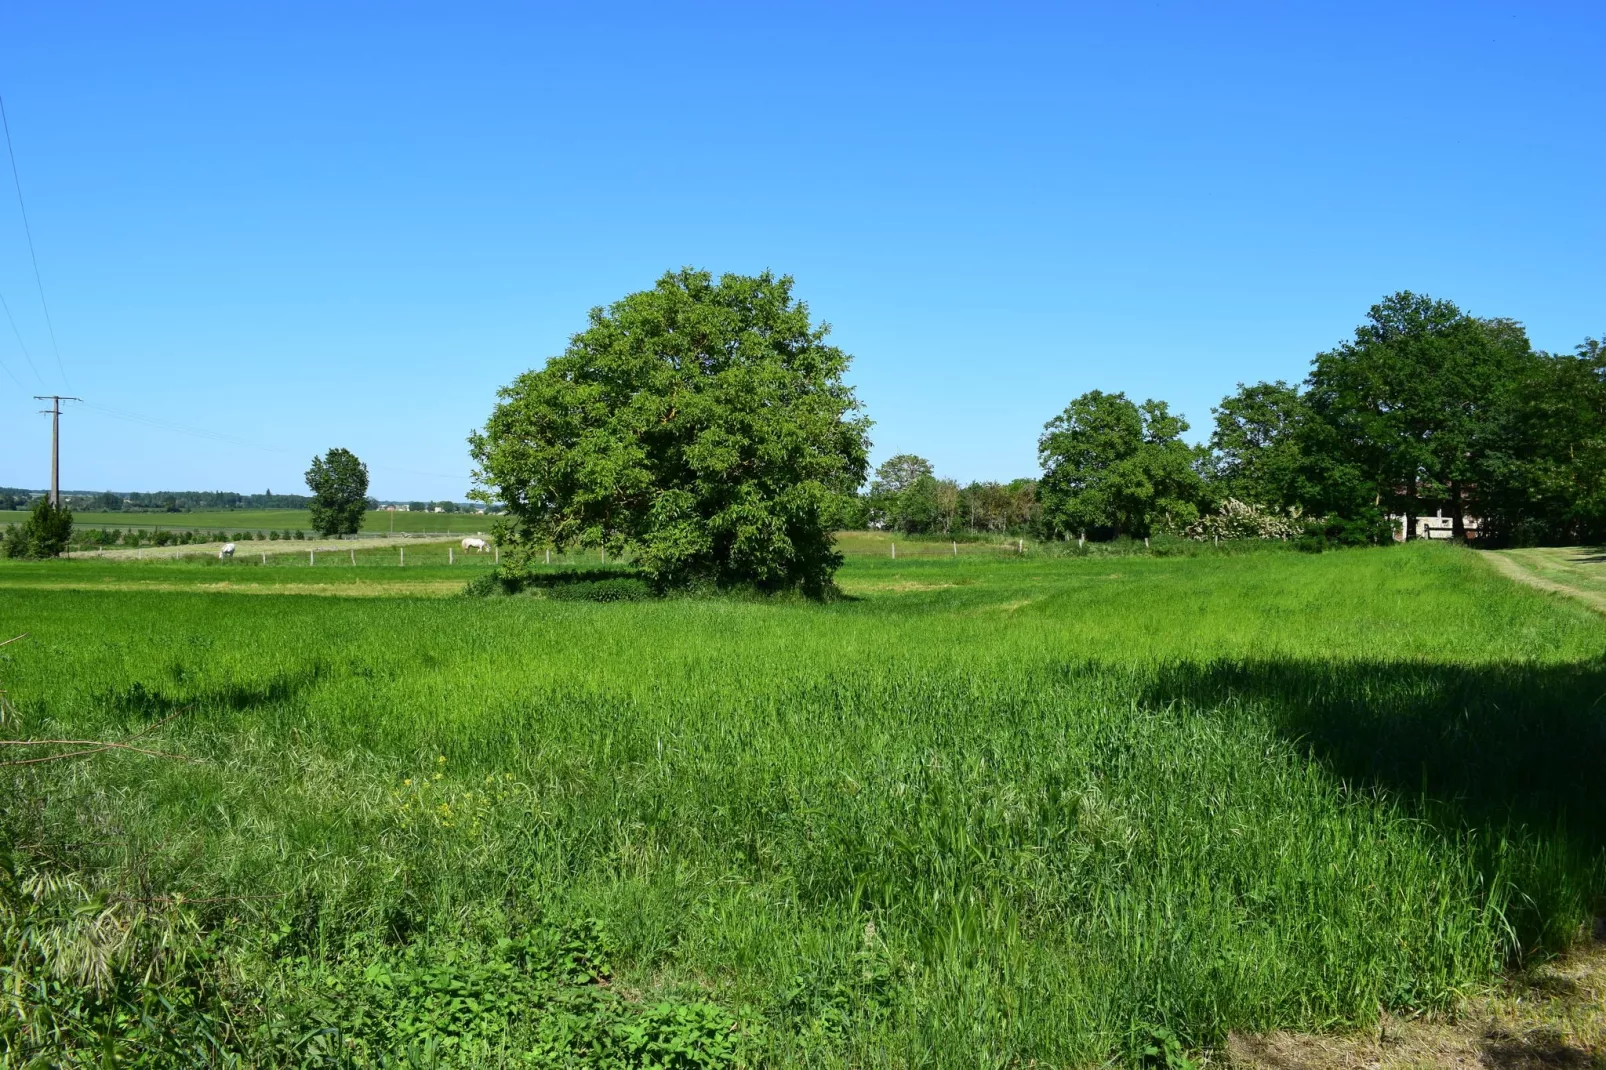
[0,507,500,534]
[1,543,1601,1065]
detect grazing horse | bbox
[219,542,236,560]
[460,537,490,553]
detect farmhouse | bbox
[1394,509,1481,541]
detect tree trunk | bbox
[1449,480,1466,541]
[1403,476,1418,542]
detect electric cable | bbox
[81,401,465,483]
[0,286,43,387]
[0,92,67,389]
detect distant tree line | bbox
[857,454,1039,536]
[0,489,318,512]
[864,292,1606,547]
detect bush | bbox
[547,577,654,602]
[1298,511,1398,552]
[461,572,520,598]
[1184,499,1303,542]
[2,497,73,558]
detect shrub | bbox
[1184,499,1303,541]
[547,578,653,602]
[461,572,519,598]
[1298,511,1398,551]
[2,497,73,558]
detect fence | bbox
[839,540,1029,558]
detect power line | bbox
[0,286,43,387]
[82,401,293,454]
[0,322,25,389]
[0,92,67,389]
[77,401,468,489]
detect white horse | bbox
[219,542,236,560]
[460,537,490,553]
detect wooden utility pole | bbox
[33,395,81,505]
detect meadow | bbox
[1,543,1603,1066]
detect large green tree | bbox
[1475,336,1606,544]
[305,448,370,537]
[470,269,871,595]
[1305,292,1535,540]
[1207,381,1308,509]
[1037,390,1205,540]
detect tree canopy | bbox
[1304,292,1535,540]
[1208,381,1307,510]
[470,269,870,595]
[1037,391,1205,540]
[305,448,370,537]
[867,454,938,534]
[1147,291,1606,546]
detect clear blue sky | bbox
[0,1,1601,500]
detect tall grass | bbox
[1,543,1602,1065]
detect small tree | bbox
[305,448,370,537]
[2,497,73,559]
[867,454,937,533]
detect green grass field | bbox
[1,543,1602,1066]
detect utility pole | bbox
[33,396,81,506]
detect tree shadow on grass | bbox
[1143,657,1606,956]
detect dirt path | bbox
[65,533,469,561]
[1484,547,1606,614]
[1230,936,1605,1070]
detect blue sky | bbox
[0,1,1601,499]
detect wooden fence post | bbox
[400,547,405,567]
[350,548,355,565]
[310,550,315,566]
[952,541,957,557]
[449,547,454,565]
[891,542,896,560]
[260,551,265,564]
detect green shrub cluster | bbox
[2,498,72,559]
[546,577,653,602]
